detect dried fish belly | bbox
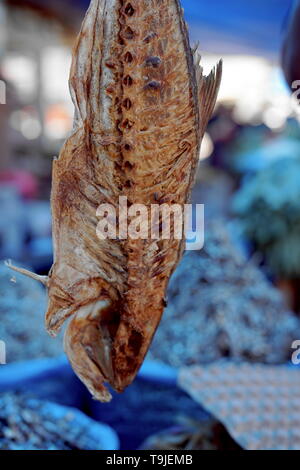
[8,0,221,401]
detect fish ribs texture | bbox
[42,0,221,402]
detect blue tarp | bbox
[70,0,294,57]
[183,0,293,57]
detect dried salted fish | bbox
[8,0,221,401]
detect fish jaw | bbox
[62,293,165,400]
[63,299,116,403]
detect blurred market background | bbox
[1,0,300,451]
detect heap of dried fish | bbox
[0,394,109,450]
[8,0,221,401]
[0,264,62,362]
[149,221,300,366]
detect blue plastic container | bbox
[0,356,85,408]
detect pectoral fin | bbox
[5,261,49,287]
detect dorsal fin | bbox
[193,48,222,137]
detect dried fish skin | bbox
[9,0,222,402]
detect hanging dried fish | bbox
[8,0,222,402]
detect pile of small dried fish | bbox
[149,221,300,366]
[0,265,62,362]
[0,394,105,450]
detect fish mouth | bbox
[63,299,116,402]
[46,304,75,337]
[62,298,148,401]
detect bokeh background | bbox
[1,0,300,451]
